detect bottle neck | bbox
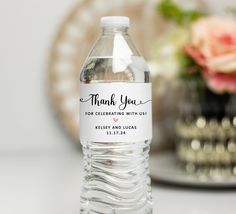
[102,26,129,36]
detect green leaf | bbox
[157,0,204,25]
[225,7,236,17]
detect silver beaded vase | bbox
[176,79,236,178]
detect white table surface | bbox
[1,150,236,214]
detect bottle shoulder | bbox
[88,33,141,58]
[79,31,150,83]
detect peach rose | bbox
[185,16,236,94]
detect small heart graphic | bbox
[113,118,118,122]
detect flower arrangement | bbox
[185,17,236,94]
[155,0,236,176]
[156,0,236,94]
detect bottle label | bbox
[79,83,152,142]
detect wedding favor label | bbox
[79,83,152,142]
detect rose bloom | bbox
[185,16,236,94]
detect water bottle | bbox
[79,16,152,214]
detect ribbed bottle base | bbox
[80,141,152,214]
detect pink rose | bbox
[203,71,236,94]
[185,16,236,94]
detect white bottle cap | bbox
[100,16,130,28]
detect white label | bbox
[79,83,152,142]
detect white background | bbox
[0,0,78,152]
[0,0,236,214]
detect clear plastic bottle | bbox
[79,16,152,214]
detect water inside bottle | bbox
[80,56,152,214]
[80,56,150,83]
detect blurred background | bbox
[1,0,236,213]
